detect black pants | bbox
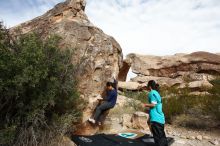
[93,102,114,121]
[151,122,168,146]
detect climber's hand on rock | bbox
[97,97,103,101]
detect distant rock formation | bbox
[119,51,220,91]
[10,0,123,134]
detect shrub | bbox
[123,90,147,103]
[120,90,147,111]
[0,22,82,146]
[204,77,220,120]
[163,78,220,125]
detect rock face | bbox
[120,52,220,91]
[125,52,220,77]
[131,76,183,87]
[184,80,213,89]
[10,0,123,134]
[118,81,144,91]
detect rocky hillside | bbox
[118,51,220,94]
[10,0,123,134]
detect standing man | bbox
[144,80,168,146]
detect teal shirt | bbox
[148,90,165,124]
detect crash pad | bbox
[71,133,174,146]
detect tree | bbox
[0,22,82,146]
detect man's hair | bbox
[106,82,114,87]
[147,80,160,92]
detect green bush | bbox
[163,78,220,124]
[121,90,147,111]
[123,90,147,103]
[0,23,82,146]
[204,77,220,120]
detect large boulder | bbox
[10,0,123,95]
[118,81,144,91]
[131,76,183,87]
[188,80,213,89]
[177,72,215,81]
[179,80,213,90]
[121,112,149,132]
[10,0,123,135]
[121,114,133,129]
[131,112,149,131]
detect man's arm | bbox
[143,93,157,108]
[96,95,104,101]
[143,103,156,108]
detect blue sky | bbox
[1,0,220,56]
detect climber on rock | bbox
[88,80,118,125]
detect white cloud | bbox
[86,0,220,56]
[0,0,64,27]
[0,0,220,56]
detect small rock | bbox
[203,136,211,140]
[176,133,181,137]
[176,139,186,144]
[187,130,192,134]
[172,132,180,137]
[172,132,177,136]
[196,135,203,141]
[166,130,172,135]
[131,112,149,131]
[189,136,196,140]
[190,136,196,140]
[180,135,187,139]
[209,140,219,145]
